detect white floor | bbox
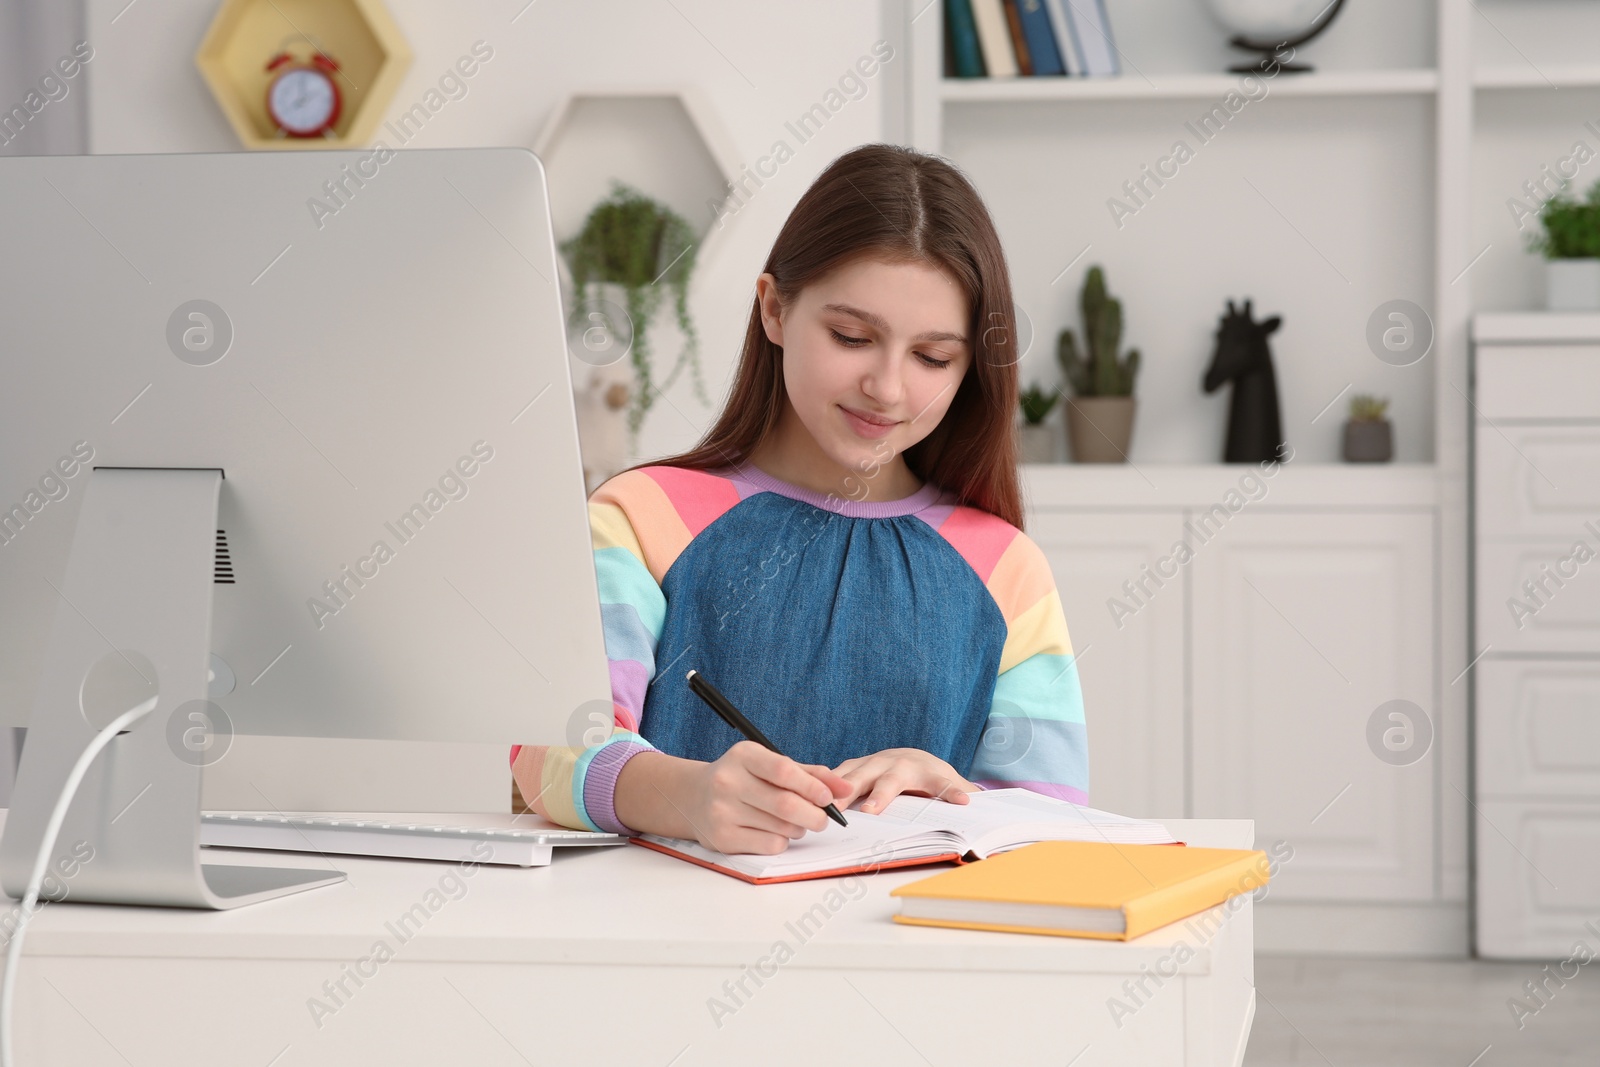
[1245,956,1600,1066]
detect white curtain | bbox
[0,0,86,158]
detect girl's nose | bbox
[860,351,905,407]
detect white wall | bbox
[84,0,903,464]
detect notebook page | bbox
[878,789,1177,857]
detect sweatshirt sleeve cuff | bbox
[579,739,656,835]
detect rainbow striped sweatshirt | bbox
[510,460,1088,834]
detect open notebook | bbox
[631,787,1180,884]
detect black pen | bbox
[685,668,849,827]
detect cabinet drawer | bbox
[1477,660,1600,797]
[1476,345,1600,420]
[1475,539,1600,654]
[1474,800,1600,958]
[1475,425,1600,542]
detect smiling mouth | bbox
[841,405,897,427]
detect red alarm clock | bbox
[264,49,343,138]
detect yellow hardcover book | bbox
[889,840,1271,941]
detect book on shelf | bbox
[1002,0,1034,74]
[890,838,1272,940]
[1061,0,1120,76]
[1044,0,1086,76]
[945,0,1119,79]
[629,787,1180,885]
[1014,0,1065,76]
[968,0,1017,78]
[946,0,986,77]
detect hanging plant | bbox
[560,181,709,447]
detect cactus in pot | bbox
[1057,266,1140,462]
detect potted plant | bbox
[1016,382,1061,463]
[560,181,710,451]
[1527,177,1600,310]
[1057,266,1141,463]
[1342,393,1392,463]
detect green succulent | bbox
[1057,266,1140,397]
[1526,177,1600,260]
[560,181,709,447]
[1019,382,1060,425]
[1349,393,1389,421]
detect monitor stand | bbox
[0,468,345,908]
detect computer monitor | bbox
[0,147,611,908]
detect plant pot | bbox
[1546,258,1600,311]
[1342,418,1392,463]
[1016,421,1060,463]
[1064,396,1136,463]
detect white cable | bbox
[1,694,159,1067]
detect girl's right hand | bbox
[683,740,853,855]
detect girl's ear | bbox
[756,272,785,348]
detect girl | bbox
[511,143,1088,855]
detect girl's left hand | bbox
[831,748,979,814]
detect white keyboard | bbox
[200,811,627,868]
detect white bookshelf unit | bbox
[899,0,1600,955]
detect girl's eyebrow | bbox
[820,302,968,345]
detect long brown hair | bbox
[618,142,1023,529]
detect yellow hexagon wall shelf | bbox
[196,0,411,150]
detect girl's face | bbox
[756,255,972,490]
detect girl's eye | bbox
[830,328,954,369]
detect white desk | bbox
[2,812,1256,1066]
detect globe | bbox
[1203,0,1333,40]
[1201,0,1345,72]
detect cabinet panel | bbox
[1474,424,1600,542]
[1475,800,1600,958]
[1191,511,1435,901]
[1025,511,1186,820]
[1476,540,1600,654]
[1475,346,1600,420]
[1477,660,1600,798]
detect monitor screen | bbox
[0,148,610,749]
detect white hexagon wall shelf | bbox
[533,87,743,272]
[196,0,412,150]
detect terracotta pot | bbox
[1342,418,1393,463]
[1016,421,1060,463]
[1065,396,1136,463]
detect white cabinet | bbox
[1472,315,1600,958]
[1021,466,1441,946]
[1190,511,1435,902]
[1027,511,1186,820]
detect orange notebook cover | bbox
[889,839,1270,940]
[629,836,968,885]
